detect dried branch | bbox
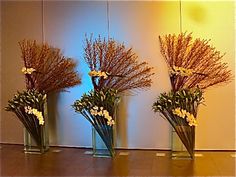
[84,35,154,93]
[159,32,232,91]
[19,40,81,93]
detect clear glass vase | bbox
[92,101,118,158]
[171,126,195,159]
[24,100,49,154]
[92,125,115,157]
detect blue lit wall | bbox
[44,1,109,147]
[43,1,172,148]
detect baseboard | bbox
[1,142,235,152]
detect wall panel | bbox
[1,1,43,144]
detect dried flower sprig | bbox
[159,32,232,91]
[84,35,154,93]
[19,40,81,93]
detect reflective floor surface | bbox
[1,144,235,176]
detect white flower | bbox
[103,110,109,117]
[106,115,112,121]
[90,105,115,126]
[170,66,193,77]
[25,106,44,125]
[97,71,102,76]
[90,109,98,116]
[97,111,103,116]
[88,70,108,79]
[181,109,187,117]
[107,120,115,126]
[21,67,36,75]
[43,94,47,100]
[93,106,98,110]
[21,67,27,73]
[39,119,44,125]
[88,70,97,76]
[172,108,184,118]
[25,106,33,114]
[172,107,197,126]
[101,72,108,79]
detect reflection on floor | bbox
[1,144,235,176]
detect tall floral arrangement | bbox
[73,35,154,157]
[5,40,81,152]
[153,32,232,158]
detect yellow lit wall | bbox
[1,1,235,150]
[181,1,235,150]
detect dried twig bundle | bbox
[19,40,81,93]
[159,32,232,91]
[84,35,154,93]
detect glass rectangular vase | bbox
[171,127,194,159]
[24,126,49,154]
[91,99,119,158]
[24,100,49,154]
[92,125,115,158]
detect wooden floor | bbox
[1,144,235,176]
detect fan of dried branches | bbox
[159,32,232,91]
[84,35,154,93]
[19,40,81,93]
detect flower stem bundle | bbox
[73,88,120,156]
[153,89,204,158]
[5,90,47,147]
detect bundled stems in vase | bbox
[73,88,119,157]
[174,126,195,158]
[5,90,48,152]
[153,89,203,158]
